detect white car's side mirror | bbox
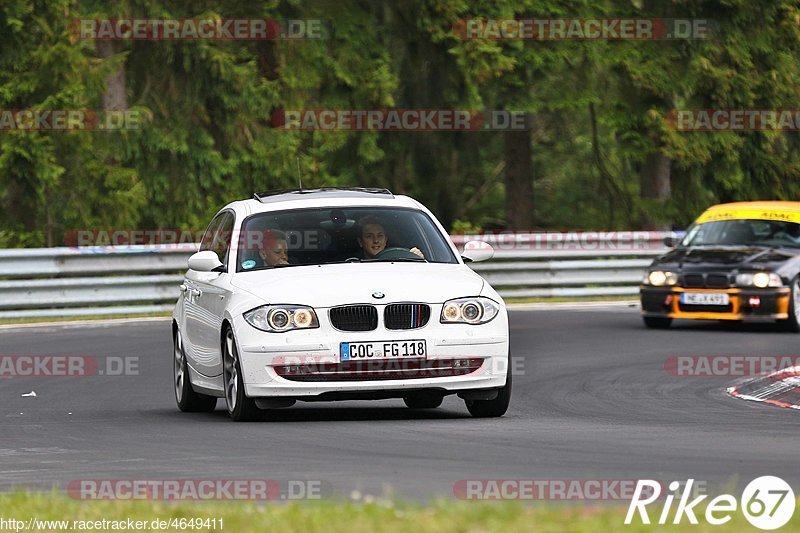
[188,250,224,272]
[461,240,494,263]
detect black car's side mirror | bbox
[663,236,678,247]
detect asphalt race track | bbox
[2,306,799,501]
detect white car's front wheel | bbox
[174,329,217,412]
[223,327,260,421]
[465,364,512,418]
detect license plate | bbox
[340,340,427,361]
[680,292,730,306]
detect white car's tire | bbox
[465,365,511,418]
[174,329,217,413]
[222,327,261,421]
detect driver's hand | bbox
[409,247,424,258]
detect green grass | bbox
[2,492,797,532]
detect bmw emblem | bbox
[372,291,385,299]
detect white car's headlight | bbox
[643,270,678,286]
[244,305,319,332]
[736,272,783,288]
[440,297,500,325]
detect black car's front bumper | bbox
[640,286,791,322]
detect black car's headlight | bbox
[642,271,678,286]
[244,305,319,332]
[736,272,783,288]
[440,297,500,325]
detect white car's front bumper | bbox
[233,308,509,399]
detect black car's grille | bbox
[705,273,731,288]
[384,304,431,330]
[683,273,705,288]
[681,272,731,289]
[329,305,378,331]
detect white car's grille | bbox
[384,303,431,330]
[329,305,378,331]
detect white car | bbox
[172,188,511,420]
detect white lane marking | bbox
[0,316,171,332]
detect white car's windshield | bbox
[236,207,457,272]
[681,219,800,248]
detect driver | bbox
[258,229,289,266]
[357,216,424,259]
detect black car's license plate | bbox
[680,292,730,306]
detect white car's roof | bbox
[224,188,426,218]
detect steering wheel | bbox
[375,247,423,260]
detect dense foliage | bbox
[1,0,799,246]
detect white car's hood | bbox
[230,263,484,307]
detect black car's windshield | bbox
[681,219,800,248]
[236,207,457,272]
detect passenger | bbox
[259,229,289,266]
[357,216,424,259]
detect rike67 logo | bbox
[625,476,795,530]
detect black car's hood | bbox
[655,246,797,272]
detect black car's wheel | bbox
[643,316,673,329]
[222,327,261,421]
[174,329,217,412]
[403,394,443,409]
[779,278,800,332]
[465,366,512,418]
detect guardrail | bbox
[0,233,670,318]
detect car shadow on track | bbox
[659,321,795,334]
[151,405,473,423]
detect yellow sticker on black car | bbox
[696,207,800,224]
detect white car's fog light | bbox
[440,297,500,325]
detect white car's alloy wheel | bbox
[223,330,239,412]
[173,329,217,412]
[174,331,185,403]
[222,328,260,420]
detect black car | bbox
[640,202,800,331]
